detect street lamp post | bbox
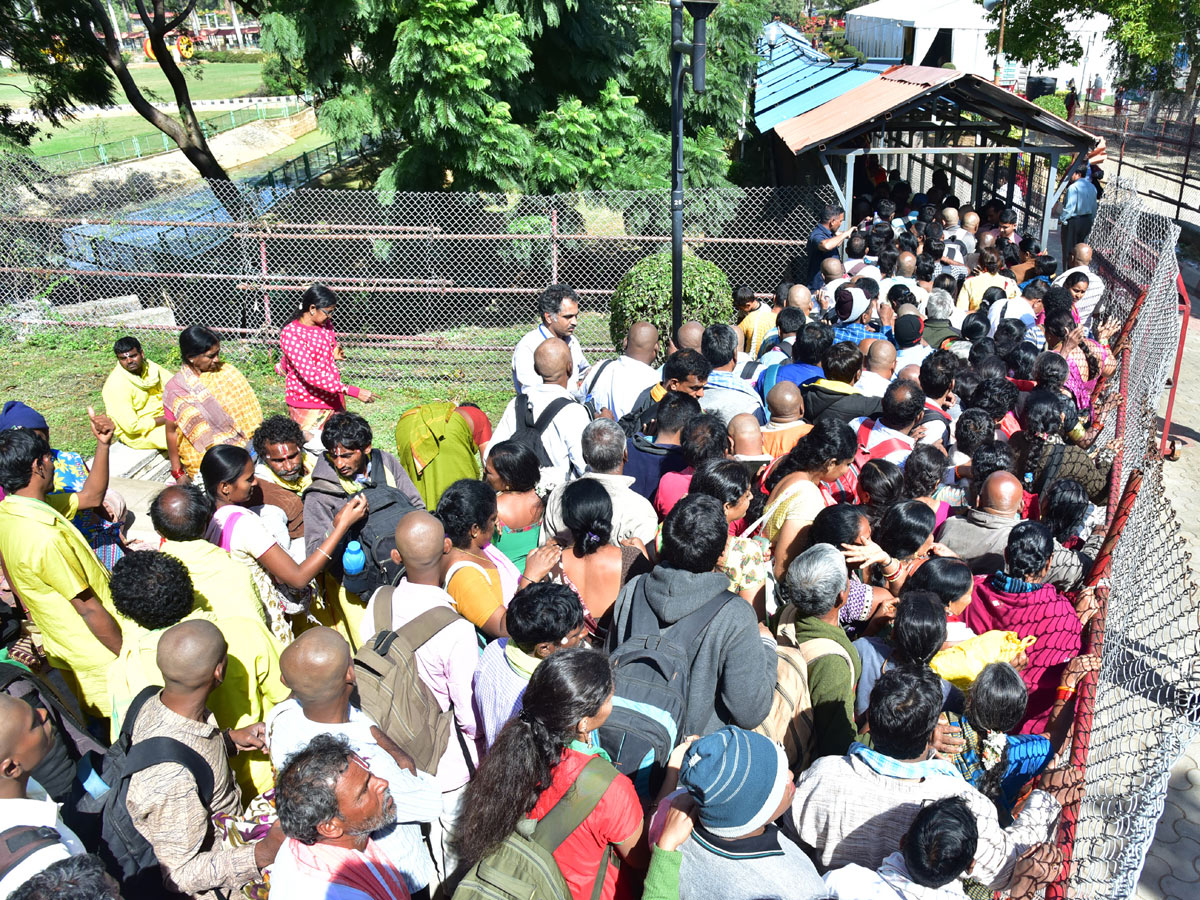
[669,0,717,336]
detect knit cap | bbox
[677,726,790,839]
[0,401,48,432]
[894,314,925,348]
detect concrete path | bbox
[1133,261,1200,900]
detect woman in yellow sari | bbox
[163,326,263,480]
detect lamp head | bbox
[683,0,719,20]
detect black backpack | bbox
[76,686,214,899]
[512,393,579,468]
[599,579,730,803]
[0,662,105,803]
[307,452,421,597]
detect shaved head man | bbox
[766,382,803,422]
[391,510,449,574]
[128,620,282,892]
[624,322,660,365]
[280,627,353,710]
[1057,241,1104,325]
[727,412,765,457]
[897,252,917,278]
[533,337,572,387]
[669,320,705,355]
[0,693,53,792]
[1069,243,1093,267]
[935,470,1024,575]
[582,321,663,420]
[896,364,921,383]
[158,619,228,692]
[786,284,813,314]
[963,211,980,234]
[854,337,895,398]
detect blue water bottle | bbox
[342,540,366,576]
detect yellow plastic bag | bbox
[930,631,1037,690]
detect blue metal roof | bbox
[753,32,888,133]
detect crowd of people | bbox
[0,179,1120,900]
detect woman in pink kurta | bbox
[277,283,375,434]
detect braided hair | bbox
[965,663,1028,813]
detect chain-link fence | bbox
[0,157,1196,898]
[1050,175,1200,899]
[1075,94,1200,230]
[0,161,832,390]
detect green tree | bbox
[991,0,1200,93]
[2,0,233,180]
[270,0,745,194]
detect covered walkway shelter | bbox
[755,54,1099,247]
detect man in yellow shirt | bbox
[150,484,270,628]
[106,549,288,800]
[734,285,777,358]
[0,417,126,716]
[101,336,170,452]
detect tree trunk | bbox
[86,0,251,220]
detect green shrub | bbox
[194,50,265,64]
[1033,93,1069,120]
[609,250,731,350]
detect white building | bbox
[845,0,1116,96]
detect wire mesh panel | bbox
[0,160,832,390]
[1063,176,1200,900]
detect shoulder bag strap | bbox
[443,560,490,590]
[533,756,620,854]
[666,591,735,652]
[124,736,216,808]
[372,586,395,634]
[534,397,577,435]
[0,825,65,880]
[395,606,463,650]
[744,479,807,537]
[120,684,165,742]
[584,358,616,396]
[798,637,855,676]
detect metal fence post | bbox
[1117,116,1127,178]
[549,205,559,284]
[132,136,141,159]
[1177,118,1197,221]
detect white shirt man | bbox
[265,701,443,894]
[0,779,86,897]
[580,355,659,421]
[512,324,589,394]
[489,386,591,491]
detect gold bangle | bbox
[317,547,333,561]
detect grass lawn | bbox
[0,61,264,110]
[29,113,182,157]
[3,324,517,459]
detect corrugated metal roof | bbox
[771,64,1095,155]
[773,65,960,153]
[753,41,888,134]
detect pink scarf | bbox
[284,837,410,900]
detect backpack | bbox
[353,588,472,776]
[599,580,731,801]
[753,639,855,772]
[0,662,105,803]
[307,455,421,597]
[452,755,618,900]
[513,393,580,468]
[757,363,783,401]
[76,685,214,899]
[0,824,65,882]
[828,418,913,504]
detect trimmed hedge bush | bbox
[193,50,266,63]
[609,249,731,350]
